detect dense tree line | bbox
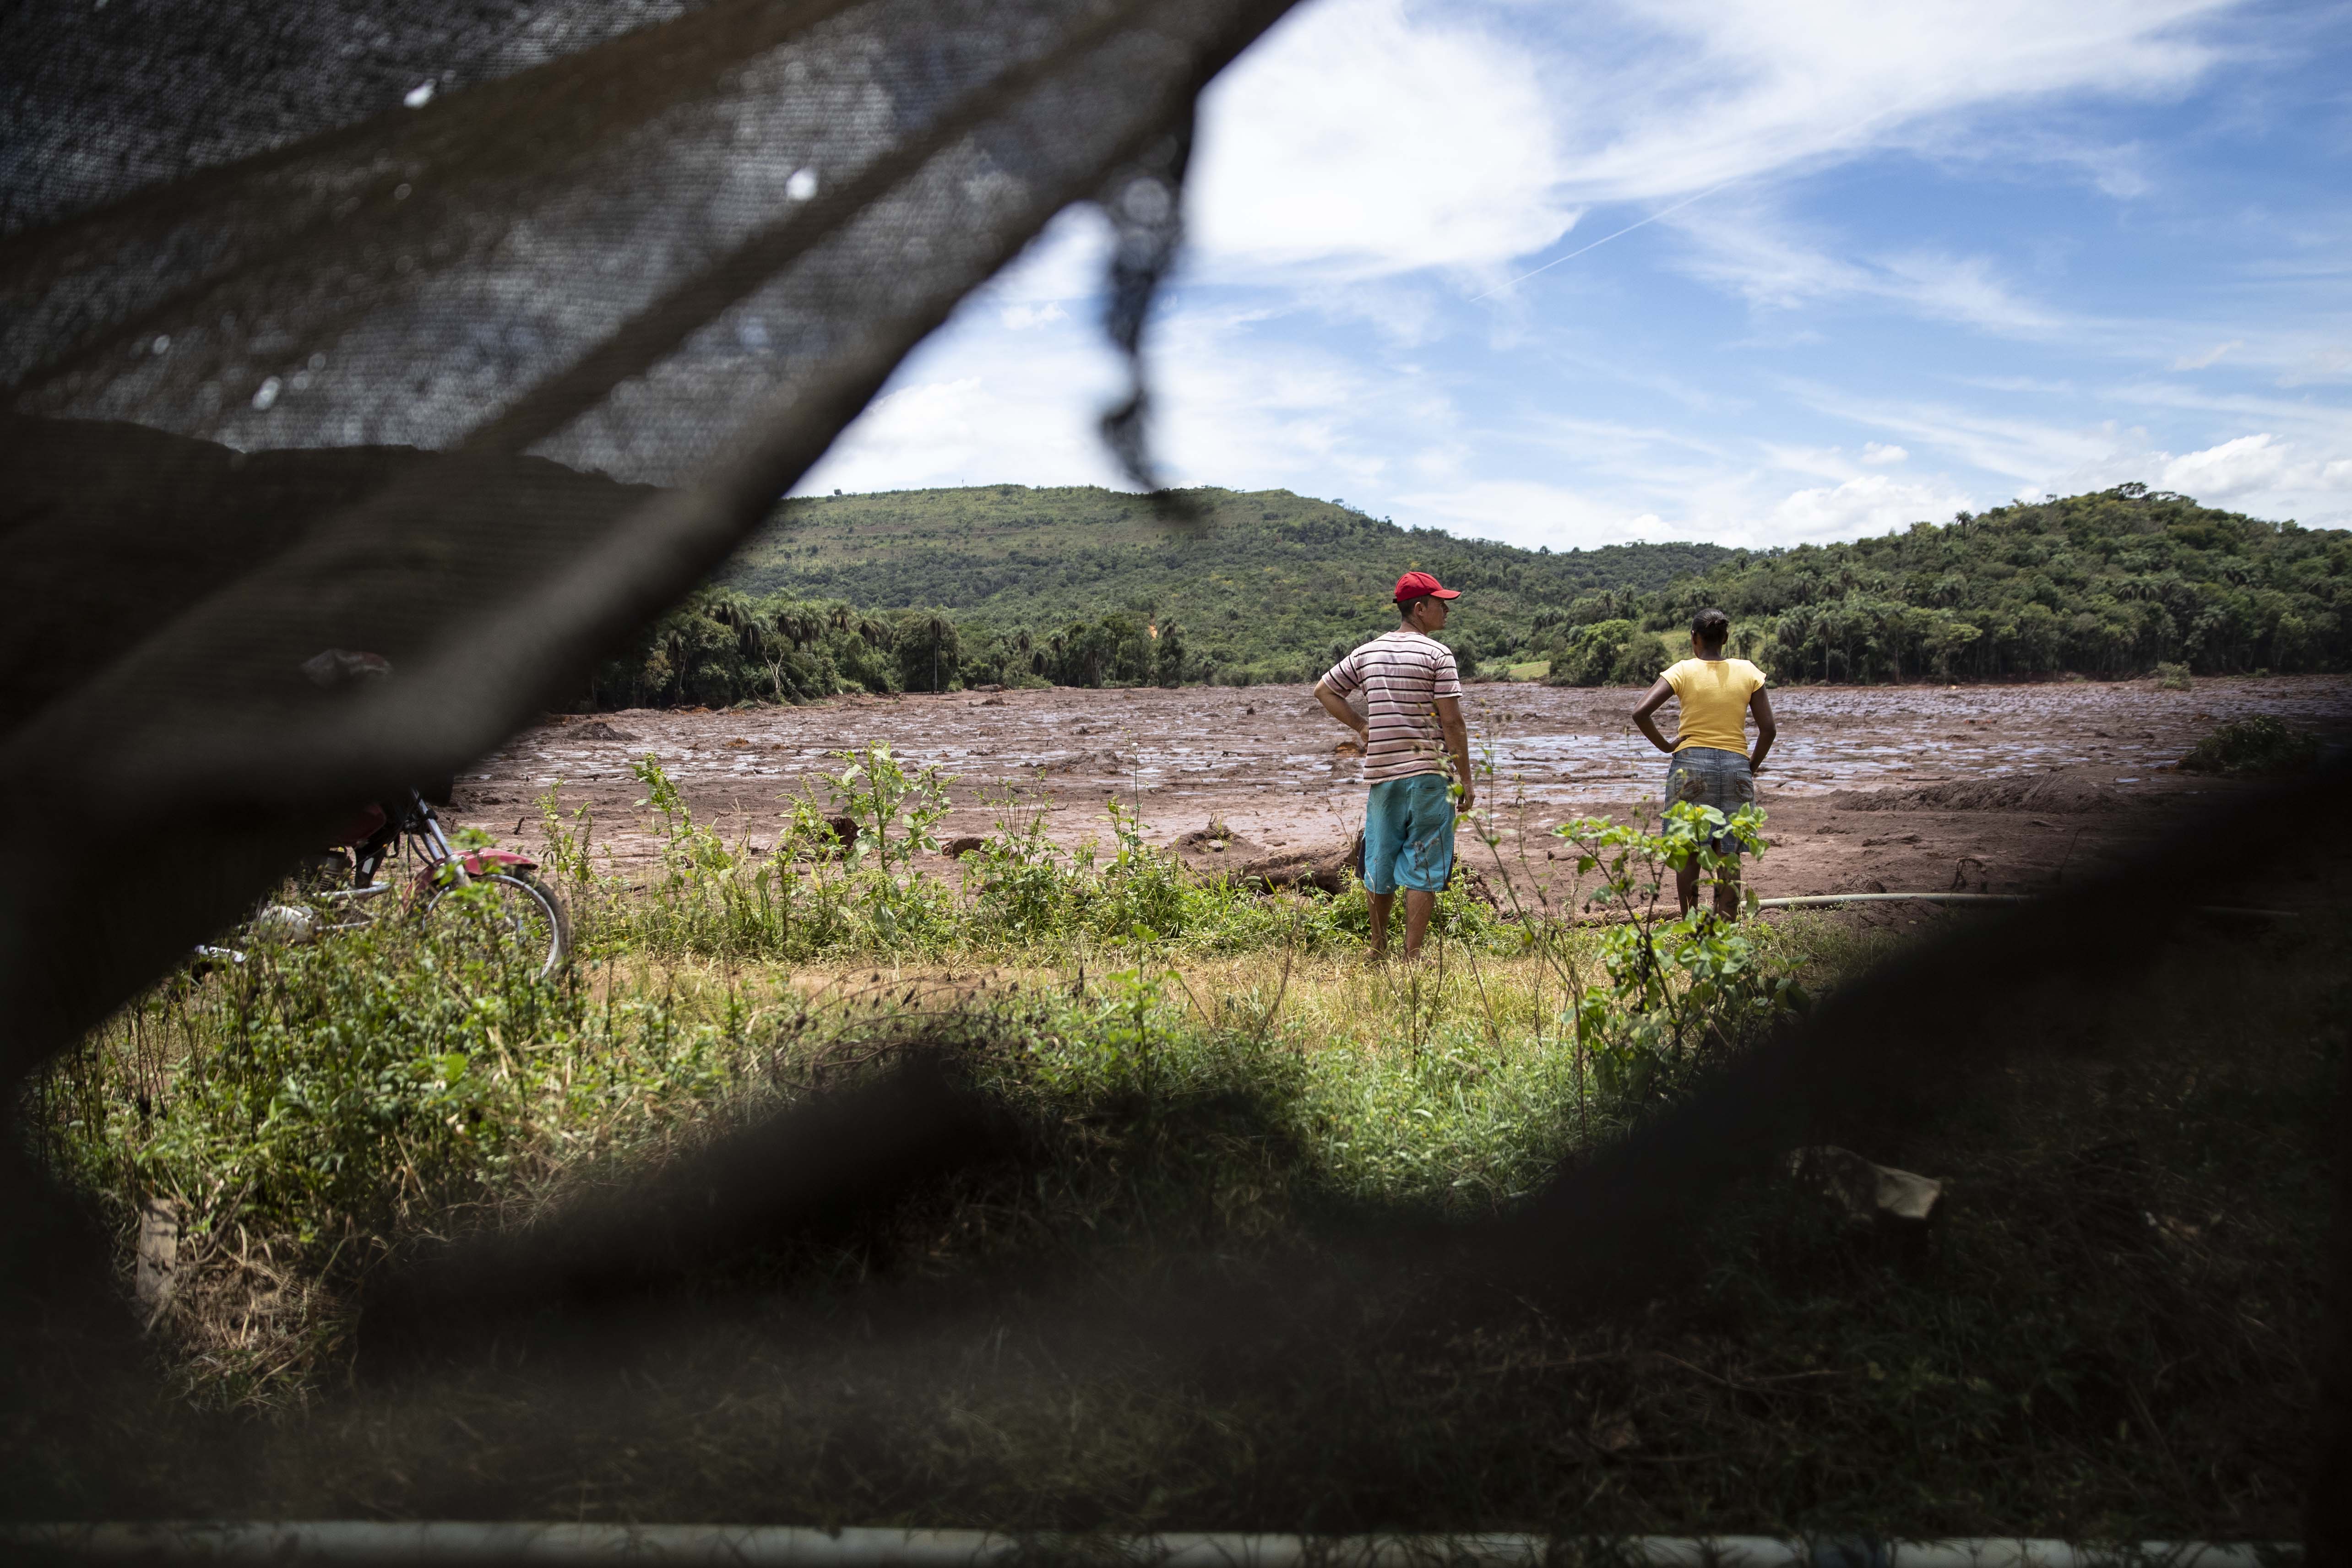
[1623,485,2349,685]
[589,591,1190,708]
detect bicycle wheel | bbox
[422,871,570,980]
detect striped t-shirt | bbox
[1320,629,1462,784]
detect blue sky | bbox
[798,0,2352,550]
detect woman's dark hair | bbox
[1692,608,1731,647]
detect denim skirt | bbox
[1663,745,1755,852]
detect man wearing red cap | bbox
[1313,571,1473,960]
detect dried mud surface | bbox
[456,675,2352,921]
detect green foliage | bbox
[600,481,2348,700]
[559,750,1506,967]
[2177,715,2322,776]
[43,915,595,1250]
[894,611,959,694]
[1551,803,1805,1105]
[1661,486,2350,683]
[716,485,1728,690]
[587,587,906,708]
[1543,618,1673,687]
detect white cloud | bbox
[1783,380,2150,489]
[796,241,1133,495]
[2156,434,2352,510]
[1861,442,1908,465]
[1767,474,1977,540]
[1390,478,1686,551]
[2171,338,2243,370]
[999,301,1067,331]
[802,241,1460,501]
[1871,251,2068,336]
[2160,432,2286,498]
[1189,0,1581,278]
[1780,385,2352,524]
[1666,202,2074,336]
[1534,0,2227,206]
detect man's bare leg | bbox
[1367,890,1440,958]
[1675,862,1700,917]
[1403,889,1436,958]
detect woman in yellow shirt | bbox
[1630,608,1777,918]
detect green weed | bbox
[2177,714,2320,775]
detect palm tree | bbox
[770,604,822,649]
[704,591,765,664]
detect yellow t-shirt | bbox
[1664,657,1765,754]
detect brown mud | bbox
[453,674,2352,922]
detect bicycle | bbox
[200,785,570,979]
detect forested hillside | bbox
[1660,483,2348,684]
[721,484,1723,672]
[587,482,2348,706]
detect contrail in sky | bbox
[1469,179,1737,303]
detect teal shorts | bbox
[1363,772,1456,895]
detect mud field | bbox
[456,675,2352,918]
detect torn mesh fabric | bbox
[0,0,1300,1079]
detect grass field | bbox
[18,748,2334,1539]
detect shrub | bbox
[2153,661,2193,690]
[2177,715,2319,776]
[1547,802,1804,1109]
[1545,619,1672,687]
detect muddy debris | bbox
[1241,834,1363,896]
[452,676,2352,915]
[941,835,987,858]
[1044,749,1134,774]
[1830,770,2122,814]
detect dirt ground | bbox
[453,674,2352,921]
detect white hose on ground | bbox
[1755,893,2295,917]
[0,1524,2295,1567]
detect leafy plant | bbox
[1551,803,1806,1106]
[2177,714,2319,775]
[822,741,951,873]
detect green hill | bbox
[716,484,1727,675]
[1647,483,2351,685]
[584,482,2349,708]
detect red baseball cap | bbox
[1393,570,1460,604]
